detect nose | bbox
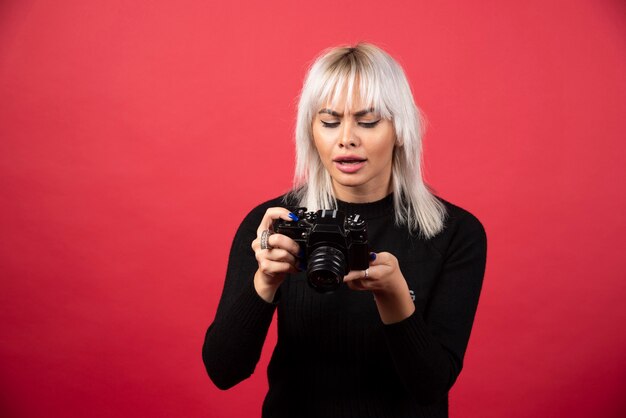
[338,121,359,148]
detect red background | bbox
[1,1,625,417]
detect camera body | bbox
[273,208,369,293]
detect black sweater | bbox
[203,193,487,418]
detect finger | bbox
[268,234,301,256]
[258,259,299,276]
[346,279,368,291]
[251,234,300,258]
[343,265,382,282]
[256,248,297,266]
[256,207,298,236]
[366,252,398,278]
[343,269,369,282]
[367,251,387,266]
[341,253,383,281]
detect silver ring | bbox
[260,230,273,250]
[364,268,369,279]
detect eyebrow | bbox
[318,107,376,117]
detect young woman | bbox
[203,43,487,418]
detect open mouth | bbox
[334,158,366,165]
[333,158,367,173]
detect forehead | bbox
[318,89,373,114]
[312,68,391,119]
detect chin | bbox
[332,177,367,189]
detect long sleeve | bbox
[202,201,280,390]
[382,210,487,405]
[204,194,487,417]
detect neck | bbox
[332,180,393,203]
[334,192,395,219]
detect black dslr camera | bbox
[273,208,369,293]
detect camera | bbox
[273,208,369,293]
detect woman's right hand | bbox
[251,207,301,302]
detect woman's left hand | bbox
[343,252,416,324]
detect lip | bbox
[333,155,366,162]
[333,155,367,174]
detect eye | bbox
[359,120,380,128]
[321,121,340,128]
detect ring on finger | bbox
[363,268,369,279]
[260,229,273,250]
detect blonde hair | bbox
[288,43,446,238]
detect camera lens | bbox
[307,246,346,293]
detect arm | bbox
[202,204,300,390]
[383,212,487,404]
[202,207,276,390]
[343,211,487,404]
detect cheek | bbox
[311,138,328,167]
[377,128,397,161]
[371,139,396,167]
[312,130,333,159]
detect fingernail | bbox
[288,212,299,221]
[369,252,377,261]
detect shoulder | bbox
[429,196,487,254]
[439,197,485,235]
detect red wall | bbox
[1,1,625,417]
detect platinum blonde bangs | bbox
[288,43,446,238]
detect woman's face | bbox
[312,92,396,203]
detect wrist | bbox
[373,271,409,299]
[373,275,415,324]
[254,270,279,303]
